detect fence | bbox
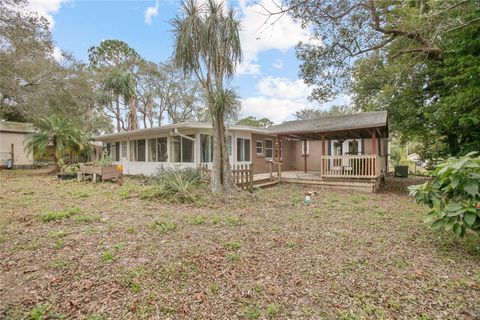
[199,163,253,192]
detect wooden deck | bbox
[253,170,379,193]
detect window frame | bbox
[171,135,195,163]
[130,139,146,162]
[264,139,273,159]
[200,134,214,163]
[148,137,168,162]
[256,140,264,155]
[236,138,251,162]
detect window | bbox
[256,140,263,155]
[148,137,168,162]
[171,135,194,163]
[105,142,119,161]
[265,139,273,158]
[301,140,309,156]
[201,134,214,163]
[347,139,359,155]
[130,139,146,162]
[114,142,120,161]
[121,141,127,158]
[237,138,250,162]
[227,136,232,156]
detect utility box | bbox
[394,165,408,178]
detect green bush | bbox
[408,152,480,236]
[150,168,203,203]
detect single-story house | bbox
[95,111,389,191]
[0,121,34,168]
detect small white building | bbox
[0,121,34,168]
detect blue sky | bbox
[29,0,347,123]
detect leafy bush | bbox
[409,152,480,236]
[149,169,203,203]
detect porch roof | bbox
[267,111,388,140]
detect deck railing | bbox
[320,154,384,179]
[199,163,254,192]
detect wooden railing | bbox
[199,163,253,192]
[320,155,383,179]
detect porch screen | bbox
[237,138,250,162]
[130,139,146,162]
[148,137,168,162]
[200,134,214,163]
[171,135,194,163]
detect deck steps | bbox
[254,180,279,189]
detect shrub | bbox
[150,169,203,203]
[409,152,480,236]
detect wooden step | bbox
[254,181,279,189]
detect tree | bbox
[236,116,273,127]
[275,0,479,102]
[89,40,142,132]
[172,0,242,193]
[293,105,354,120]
[350,13,480,159]
[25,114,91,171]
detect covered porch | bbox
[261,111,389,191]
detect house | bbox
[95,111,388,191]
[0,121,35,168]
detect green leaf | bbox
[463,181,478,197]
[444,202,463,212]
[444,220,455,231]
[453,223,462,236]
[464,212,477,226]
[431,219,445,230]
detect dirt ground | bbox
[0,169,479,320]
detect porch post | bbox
[276,136,281,176]
[303,139,307,173]
[320,135,325,180]
[371,128,377,176]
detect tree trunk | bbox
[211,114,235,193]
[115,96,121,132]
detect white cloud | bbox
[237,0,311,75]
[272,59,283,70]
[27,0,70,29]
[241,96,306,123]
[52,46,63,62]
[144,1,159,25]
[257,76,311,100]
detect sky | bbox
[27,0,349,124]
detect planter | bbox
[78,164,121,182]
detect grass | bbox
[0,171,479,319]
[38,206,82,222]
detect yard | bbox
[0,170,479,320]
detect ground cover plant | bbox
[0,169,479,319]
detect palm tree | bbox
[104,69,138,131]
[172,0,242,193]
[25,114,91,172]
